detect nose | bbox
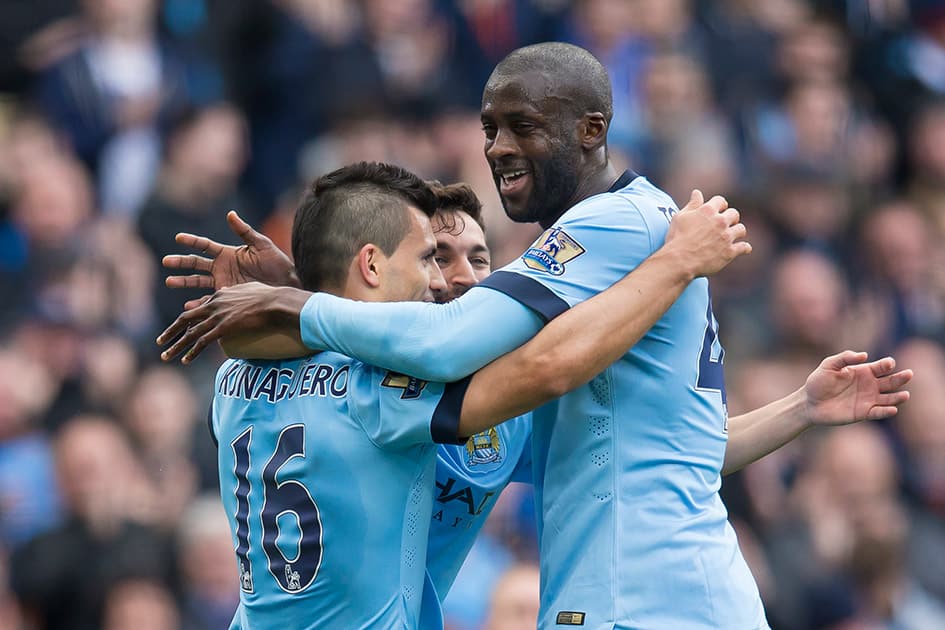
[428,263,447,295]
[485,127,517,161]
[449,259,478,292]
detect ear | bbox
[580,112,608,151]
[355,244,383,288]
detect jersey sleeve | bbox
[346,362,470,449]
[298,285,545,383]
[508,415,533,484]
[478,190,669,310]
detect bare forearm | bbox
[722,388,810,475]
[460,248,695,435]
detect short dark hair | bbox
[291,162,437,291]
[490,42,613,123]
[428,181,486,235]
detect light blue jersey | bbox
[478,172,768,629]
[427,414,532,597]
[295,173,768,628]
[211,353,464,630]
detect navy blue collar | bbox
[608,169,638,193]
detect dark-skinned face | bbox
[481,71,583,226]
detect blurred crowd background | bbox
[1,0,945,629]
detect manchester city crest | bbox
[465,427,502,466]
[523,227,586,275]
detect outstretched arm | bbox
[159,192,738,382]
[721,351,913,475]
[456,197,750,436]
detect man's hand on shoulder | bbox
[163,211,299,308]
[660,190,752,280]
[156,282,312,364]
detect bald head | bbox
[488,43,613,123]
[481,43,616,226]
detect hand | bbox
[804,351,912,427]
[156,282,311,364]
[164,211,299,309]
[663,190,752,279]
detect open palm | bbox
[804,351,912,426]
[163,211,298,307]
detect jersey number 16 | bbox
[231,424,322,594]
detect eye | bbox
[481,123,497,140]
[471,257,490,267]
[435,256,449,266]
[513,122,535,135]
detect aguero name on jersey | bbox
[426,414,532,597]
[211,352,464,630]
[478,171,769,630]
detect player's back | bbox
[481,174,768,629]
[211,353,439,629]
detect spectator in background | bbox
[124,366,203,530]
[893,338,945,603]
[10,416,173,630]
[482,563,540,630]
[102,577,180,630]
[176,495,239,630]
[907,99,945,235]
[0,348,62,549]
[80,334,140,417]
[764,165,852,259]
[35,0,198,217]
[636,50,739,202]
[767,249,852,361]
[762,424,899,628]
[137,102,250,332]
[858,200,945,349]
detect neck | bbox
[539,157,620,228]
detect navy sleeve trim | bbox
[478,271,570,323]
[206,403,218,448]
[430,376,472,445]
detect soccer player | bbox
[196,159,752,629]
[164,181,534,604]
[160,46,910,628]
[424,182,533,598]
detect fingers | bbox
[876,391,910,406]
[721,207,740,226]
[163,253,213,272]
[228,210,265,246]
[733,240,753,257]
[156,306,206,347]
[184,295,213,311]
[181,326,224,364]
[160,315,217,362]
[867,356,897,377]
[729,223,748,241]
[820,350,869,371]
[166,274,214,290]
[877,369,914,392]
[700,194,728,214]
[175,232,223,256]
[681,189,705,211]
[868,406,901,421]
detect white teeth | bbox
[500,171,527,184]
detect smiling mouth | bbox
[498,170,530,197]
